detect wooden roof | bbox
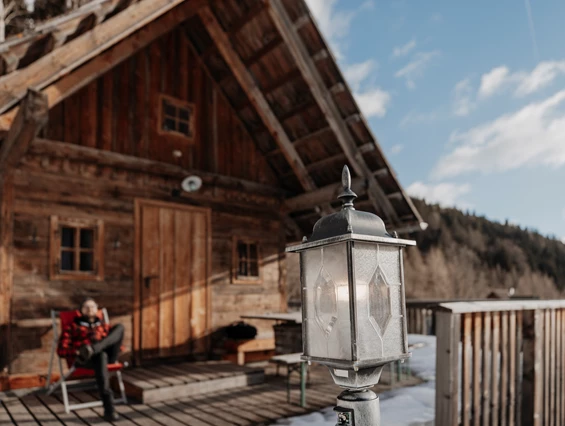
[0,0,424,237]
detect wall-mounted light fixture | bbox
[112,235,121,249]
[28,226,39,246]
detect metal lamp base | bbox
[334,388,380,426]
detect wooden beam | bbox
[235,69,303,110]
[198,6,317,193]
[0,0,206,117]
[267,0,401,225]
[285,177,367,212]
[243,36,282,66]
[0,0,207,131]
[0,89,48,173]
[29,138,289,199]
[311,49,329,62]
[294,14,311,30]
[330,83,347,95]
[266,125,333,156]
[277,99,316,122]
[227,1,266,34]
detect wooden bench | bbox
[223,337,275,365]
[269,353,307,407]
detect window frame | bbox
[157,93,196,141]
[49,216,104,281]
[231,236,262,285]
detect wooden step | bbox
[121,361,265,404]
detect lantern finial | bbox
[338,165,357,209]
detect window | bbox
[159,94,195,140]
[50,217,104,281]
[232,237,261,284]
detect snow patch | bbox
[271,334,438,426]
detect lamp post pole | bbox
[286,165,416,426]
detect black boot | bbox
[102,394,119,421]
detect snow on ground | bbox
[271,334,437,426]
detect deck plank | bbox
[72,392,137,426]
[163,399,233,426]
[145,401,206,426]
[36,393,86,426]
[145,366,198,384]
[122,369,172,388]
[127,402,189,426]
[2,397,37,425]
[19,395,62,426]
[0,400,15,425]
[55,393,110,425]
[126,367,184,387]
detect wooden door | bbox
[136,200,210,360]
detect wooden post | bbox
[472,312,482,426]
[462,313,472,426]
[0,174,14,373]
[0,89,48,173]
[482,311,492,424]
[435,311,460,426]
[522,309,543,426]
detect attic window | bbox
[232,237,261,284]
[50,216,104,281]
[159,94,195,140]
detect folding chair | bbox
[45,308,127,413]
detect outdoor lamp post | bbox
[286,165,416,426]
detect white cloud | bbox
[400,110,440,127]
[478,66,510,99]
[515,61,565,96]
[430,13,443,23]
[343,60,378,91]
[392,39,416,58]
[390,144,404,155]
[354,88,391,118]
[407,181,472,208]
[395,50,440,89]
[478,62,565,99]
[432,90,565,179]
[453,78,474,117]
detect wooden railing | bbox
[406,298,538,336]
[435,300,565,426]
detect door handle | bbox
[144,275,159,289]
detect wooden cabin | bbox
[0,0,423,388]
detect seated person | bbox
[57,297,124,421]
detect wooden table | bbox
[241,312,307,407]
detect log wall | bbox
[42,25,278,188]
[8,149,285,375]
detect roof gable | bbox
[0,0,423,236]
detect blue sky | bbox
[305,0,565,242]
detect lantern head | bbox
[286,166,416,389]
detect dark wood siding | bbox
[44,27,278,187]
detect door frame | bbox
[133,198,212,365]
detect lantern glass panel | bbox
[353,243,406,362]
[302,242,352,361]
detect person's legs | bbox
[91,351,118,420]
[92,324,124,359]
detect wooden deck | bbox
[0,363,421,425]
[122,361,265,403]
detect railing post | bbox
[521,308,543,426]
[435,310,460,426]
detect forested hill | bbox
[403,199,565,300]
